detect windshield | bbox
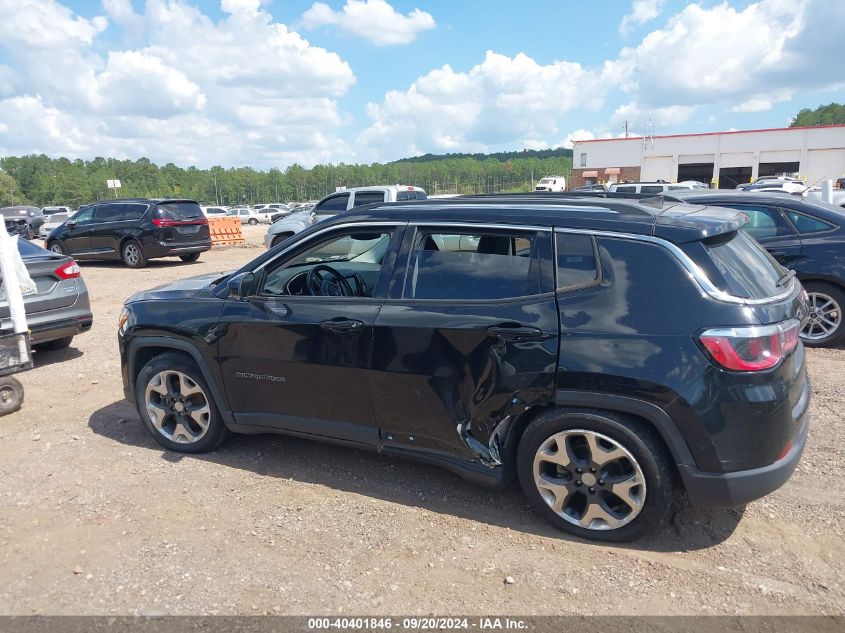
[47,213,69,222]
[539,179,553,184]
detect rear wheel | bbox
[0,376,23,416]
[517,407,674,542]
[801,282,845,347]
[121,240,147,268]
[47,241,65,255]
[179,253,201,263]
[33,336,73,352]
[135,352,230,453]
[248,218,258,226]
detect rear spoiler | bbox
[653,205,750,243]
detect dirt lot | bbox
[1,224,843,615]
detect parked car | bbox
[119,195,808,541]
[571,184,608,192]
[608,181,697,194]
[45,198,211,268]
[1,206,44,239]
[1,238,92,351]
[270,203,313,224]
[228,207,271,226]
[534,176,566,192]
[663,190,845,346]
[39,211,71,238]
[42,205,72,217]
[264,186,426,249]
[202,206,229,217]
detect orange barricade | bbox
[209,216,245,245]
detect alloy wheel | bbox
[532,429,646,531]
[802,291,842,341]
[144,370,212,444]
[49,243,63,255]
[124,244,140,266]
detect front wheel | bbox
[271,233,293,248]
[801,282,845,347]
[179,253,200,263]
[0,376,24,416]
[248,218,258,226]
[517,408,674,542]
[135,352,230,453]
[48,241,65,255]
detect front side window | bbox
[403,230,538,300]
[261,228,394,298]
[70,207,94,225]
[314,194,350,216]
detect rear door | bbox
[371,223,559,463]
[88,202,148,259]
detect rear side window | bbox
[156,202,203,221]
[615,186,636,193]
[699,230,785,299]
[94,204,122,222]
[640,185,664,194]
[352,191,385,207]
[555,233,598,290]
[119,204,146,221]
[404,230,538,300]
[786,211,835,234]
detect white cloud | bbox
[358,51,615,159]
[302,0,435,45]
[611,101,695,129]
[0,0,357,168]
[562,129,595,149]
[619,0,666,36]
[730,90,794,113]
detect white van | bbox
[608,181,699,194]
[534,176,566,192]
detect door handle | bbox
[320,318,364,333]
[487,324,546,341]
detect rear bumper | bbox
[679,412,809,508]
[144,240,211,258]
[29,312,93,343]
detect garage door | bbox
[804,149,845,182]
[641,156,673,181]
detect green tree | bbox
[790,102,845,127]
[0,170,26,206]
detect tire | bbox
[135,351,230,453]
[47,241,65,255]
[248,218,258,226]
[0,376,24,416]
[33,336,73,352]
[121,240,147,268]
[516,407,674,542]
[800,281,845,347]
[179,253,201,263]
[272,233,293,248]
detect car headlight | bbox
[118,306,130,336]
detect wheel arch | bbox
[127,337,234,425]
[501,391,695,473]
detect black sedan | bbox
[667,190,845,346]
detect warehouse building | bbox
[569,124,845,189]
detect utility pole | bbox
[623,120,629,138]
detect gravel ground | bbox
[0,223,843,615]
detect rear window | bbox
[16,239,51,257]
[697,230,786,299]
[156,202,203,221]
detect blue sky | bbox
[1,0,843,168]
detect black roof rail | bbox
[403,193,658,217]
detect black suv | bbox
[118,197,809,541]
[47,198,211,268]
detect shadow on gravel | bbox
[77,258,198,270]
[32,345,83,367]
[89,399,744,552]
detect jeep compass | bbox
[118,197,810,541]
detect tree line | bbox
[0,152,573,208]
[790,102,845,128]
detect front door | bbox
[88,202,148,259]
[371,225,560,463]
[61,206,95,257]
[217,223,404,445]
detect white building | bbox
[570,124,845,189]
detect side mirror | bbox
[227,272,256,300]
[65,221,76,229]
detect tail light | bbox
[698,319,801,371]
[152,217,209,227]
[55,261,81,280]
